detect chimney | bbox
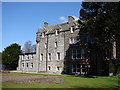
[44,22,48,28]
[68,16,75,26]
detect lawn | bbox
[2,72,119,89]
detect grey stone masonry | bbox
[18,16,92,75]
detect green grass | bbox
[2,72,119,88]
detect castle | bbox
[17,16,116,75]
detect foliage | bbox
[22,41,36,53]
[80,2,120,50]
[2,43,21,70]
[0,52,2,64]
[79,2,120,75]
[109,60,115,73]
[2,72,119,88]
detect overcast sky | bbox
[2,2,82,51]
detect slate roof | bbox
[37,20,81,34]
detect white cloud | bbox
[72,16,79,21]
[59,16,66,21]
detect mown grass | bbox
[2,72,119,88]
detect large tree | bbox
[0,52,2,64]
[79,2,120,75]
[2,43,21,70]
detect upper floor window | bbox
[40,53,43,61]
[70,27,75,33]
[22,63,24,68]
[69,37,77,44]
[30,63,33,68]
[42,32,45,38]
[55,30,60,35]
[48,53,51,61]
[45,43,47,48]
[72,49,85,59]
[26,63,29,68]
[55,42,57,48]
[57,52,60,60]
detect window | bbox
[77,50,81,59]
[69,38,72,44]
[48,66,51,70]
[73,38,77,44]
[81,49,85,59]
[57,52,60,60]
[48,53,51,61]
[77,64,80,72]
[42,32,45,38]
[69,37,77,44]
[70,27,74,33]
[57,67,60,71]
[26,63,29,68]
[55,30,59,35]
[72,50,76,59]
[45,43,47,48]
[31,63,33,68]
[72,49,85,59]
[55,42,57,48]
[72,64,84,73]
[72,65,76,73]
[22,63,24,68]
[40,54,43,61]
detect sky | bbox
[2,2,82,52]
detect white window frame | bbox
[48,66,51,71]
[56,52,60,60]
[22,63,24,68]
[55,42,57,48]
[70,27,74,33]
[26,63,29,68]
[72,49,85,60]
[40,53,43,61]
[72,50,76,59]
[42,32,45,38]
[30,63,33,68]
[48,53,51,61]
[45,43,47,48]
[69,37,77,44]
[57,67,60,71]
[55,30,59,35]
[69,38,72,44]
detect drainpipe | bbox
[46,34,48,72]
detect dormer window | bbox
[69,37,77,44]
[70,26,74,33]
[42,32,45,38]
[55,30,59,35]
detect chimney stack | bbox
[44,22,48,28]
[68,16,75,26]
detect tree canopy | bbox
[79,2,120,75]
[22,41,36,53]
[80,2,120,51]
[2,43,21,70]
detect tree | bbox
[22,41,36,53]
[79,2,120,75]
[2,43,21,70]
[0,52,2,64]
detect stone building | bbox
[18,16,116,75]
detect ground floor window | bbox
[48,66,51,70]
[72,64,88,74]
